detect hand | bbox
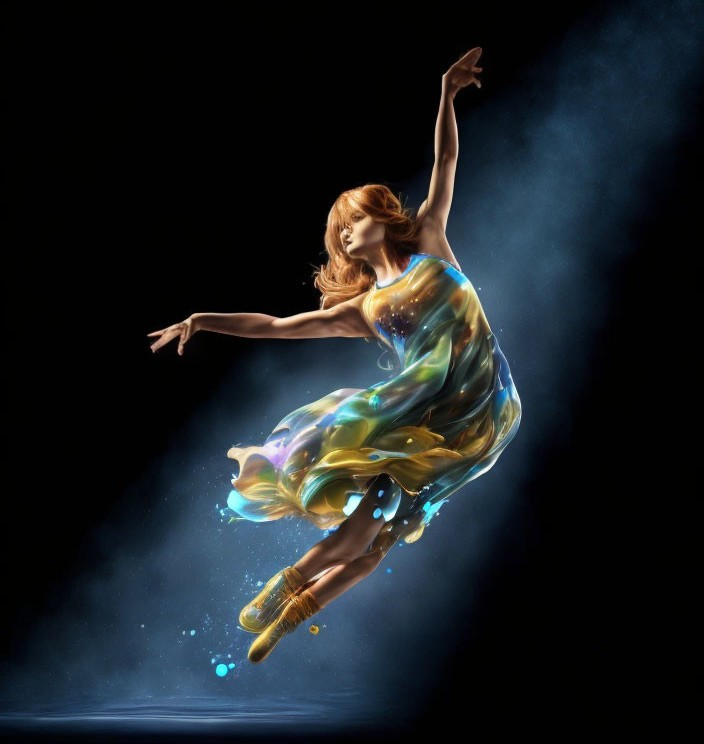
[443,46,483,92]
[147,315,199,356]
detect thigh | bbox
[334,474,390,550]
[370,510,424,555]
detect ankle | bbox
[284,565,305,586]
[291,563,311,583]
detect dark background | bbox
[4,2,698,739]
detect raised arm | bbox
[416,47,483,272]
[147,291,373,355]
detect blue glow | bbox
[228,663,235,669]
[343,493,363,516]
[377,490,384,497]
[215,664,228,677]
[386,568,392,573]
[189,630,195,636]
[5,4,695,729]
[226,489,271,522]
[422,499,446,518]
[373,508,383,519]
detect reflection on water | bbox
[0,691,390,735]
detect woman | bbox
[148,47,521,664]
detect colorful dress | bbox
[225,253,521,544]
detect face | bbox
[340,210,385,259]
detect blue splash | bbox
[227,489,271,522]
[422,499,447,520]
[215,664,228,677]
[343,493,364,516]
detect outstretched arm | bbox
[147,291,373,355]
[416,47,483,272]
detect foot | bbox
[239,566,305,633]
[247,589,321,664]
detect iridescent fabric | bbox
[226,253,521,543]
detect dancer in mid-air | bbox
[148,47,521,664]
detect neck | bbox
[367,248,408,284]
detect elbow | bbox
[267,316,291,339]
[438,152,457,165]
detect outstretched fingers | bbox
[147,323,178,338]
[149,328,178,353]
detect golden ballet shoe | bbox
[239,566,306,634]
[247,588,321,664]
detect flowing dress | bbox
[225,253,521,544]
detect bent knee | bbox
[324,530,367,564]
[358,547,385,574]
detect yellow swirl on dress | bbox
[226,254,521,543]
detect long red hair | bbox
[313,184,420,309]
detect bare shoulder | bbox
[415,206,462,272]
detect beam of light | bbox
[2,1,701,736]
